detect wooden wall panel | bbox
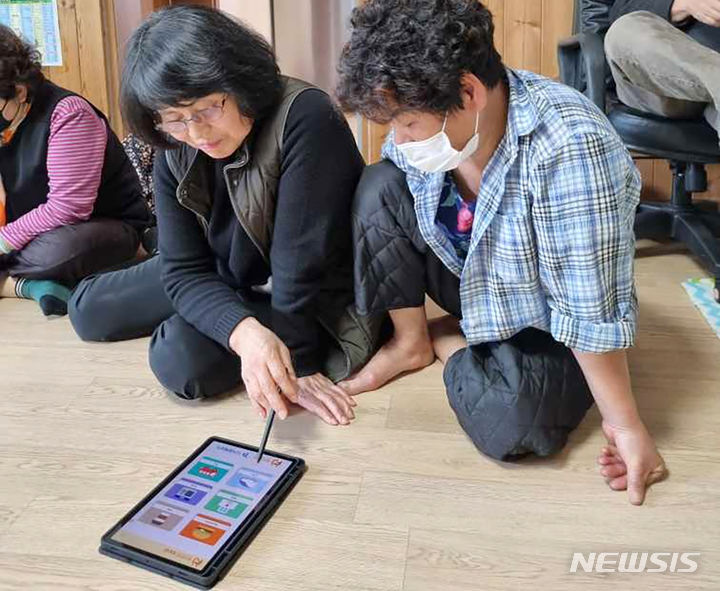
[101,0,123,134]
[708,164,720,198]
[75,0,110,115]
[42,0,82,94]
[504,0,542,73]
[484,0,505,55]
[540,0,574,78]
[41,0,121,134]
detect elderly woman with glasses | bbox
[0,25,151,316]
[69,5,377,425]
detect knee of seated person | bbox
[444,353,569,462]
[605,12,661,61]
[68,278,112,342]
[148,325,228,400]
[448,397,564,461]
[445,394,512,461]
[148,341,206,401]
[353,160,411,218]
[162,375,209,401]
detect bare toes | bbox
[601,464,627,479]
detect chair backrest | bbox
[574,0,614,35]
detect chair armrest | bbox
[557,32,608,112]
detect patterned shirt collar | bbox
[382,69,540,276]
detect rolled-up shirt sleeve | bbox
[531,131,641,353]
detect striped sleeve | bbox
[0,96,107,250]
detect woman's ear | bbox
[15,84,28,104]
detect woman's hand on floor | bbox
[230,317,298,419]
[295,373,357,426]
[597,420,669,505]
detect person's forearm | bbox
[573,349,643,428]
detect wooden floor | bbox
[1,243,720,590]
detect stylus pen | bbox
[256,409,276,463]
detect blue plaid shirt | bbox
[382,69,641,353]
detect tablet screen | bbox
[110,440,293,571]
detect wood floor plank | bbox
[0,496,407,591]
[1,249,720,589]
[403,528,719,591]
[354,469,720,548]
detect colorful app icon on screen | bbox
[164,480,210,506]
[228,468,270,494]
[204,490,252,519]
[180,515,230,546]
[138,505,184,531]
[189,457,232,482]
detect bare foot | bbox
[338,337,435,395]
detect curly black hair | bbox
[0,25,44,101]
[336,0,505,123]
[122,4,283,148]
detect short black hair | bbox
[336,0,505,123]
[0,24,44,101]
[121,5,283,147]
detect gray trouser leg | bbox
[69,255,175,342]
[605,11,720,136]
[149,313,242,400]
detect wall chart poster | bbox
[0,0,62,67]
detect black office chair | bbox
[558,0,720,302]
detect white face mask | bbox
[397,110,480,173]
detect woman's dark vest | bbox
[165,77,380,382]
[0,80,151,230]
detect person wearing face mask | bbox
[336,0,668,505]
[68,5,378,425]
[0,26,151,316]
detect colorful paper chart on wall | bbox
[0,0,62,67]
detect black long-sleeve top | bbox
[154,89,365,376]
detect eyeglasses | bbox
[156,96,227,135]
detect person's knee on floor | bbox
[443,334,595,461]
[148,316,241,400]
[68,275,113,341]
[69,256,174,342]
[149,338,232,400]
